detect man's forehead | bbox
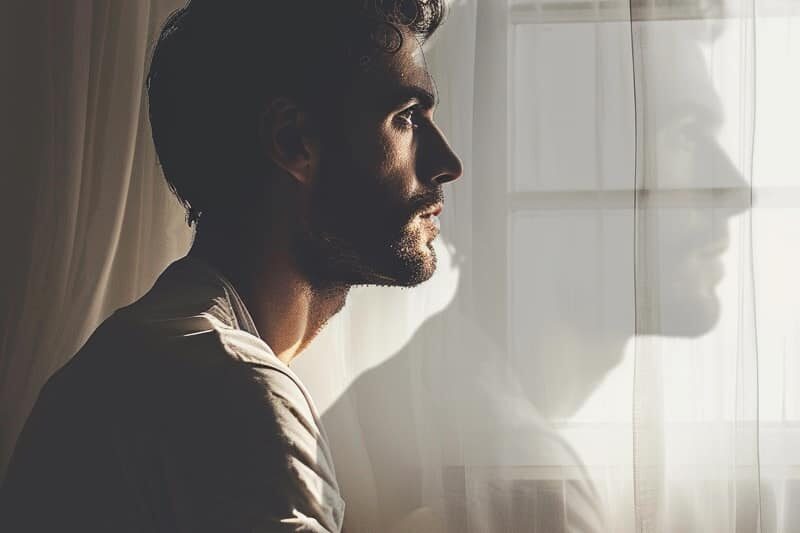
[354,36,436,107]
[404,51,435,95]
[391,33,433,86]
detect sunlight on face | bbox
[297,29,459,289]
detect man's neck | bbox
[187,225,349,365]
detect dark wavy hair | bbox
[147,0,446,227]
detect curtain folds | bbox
[0,0,191,479]
[2,0,798,531]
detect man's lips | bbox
[418,203,443,218]
[697,234,730,257]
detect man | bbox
[0,0,461,531]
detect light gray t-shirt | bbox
[0,256,344,532]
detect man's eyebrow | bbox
[391,84,438,110]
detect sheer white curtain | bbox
[2,0,799,531]
[298,0,797,531]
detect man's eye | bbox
[395,106,420,129]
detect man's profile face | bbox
[296,28,463,289]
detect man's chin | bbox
[357,245,438,288]
[344,222,438,287]
[297,224,439,289]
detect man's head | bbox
[147,0,462,289]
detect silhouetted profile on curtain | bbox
[320,12,750,533]
[0,1,462,531]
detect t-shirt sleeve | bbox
[161,361,344,532]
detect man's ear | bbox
[259,97,320,186]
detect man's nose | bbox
[423,124,464,185]
[711,145,750,216]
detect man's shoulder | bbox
[93,303,275,369]
[46,306,288,417]
[44,308,324,462]
[99,255,281,370]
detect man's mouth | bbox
[697,234,730,257]
[416,203,442,237]
[418,203,443,219]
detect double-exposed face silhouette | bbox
[318,16,752,532]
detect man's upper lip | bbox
[699,236,730,256]
[420,203,443,217]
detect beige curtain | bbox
[0,0,191,478]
